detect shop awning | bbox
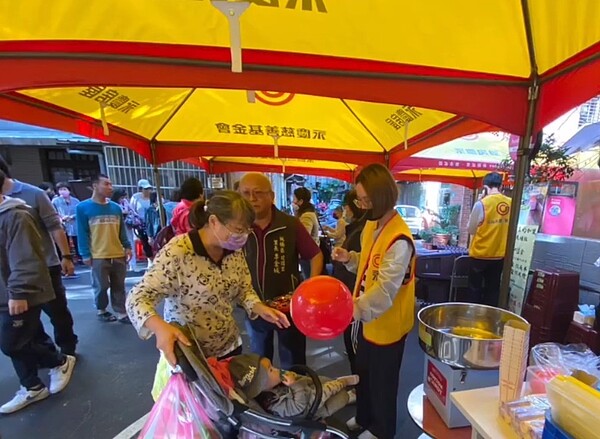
[0,0,597,160]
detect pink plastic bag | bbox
[139,373,222,439]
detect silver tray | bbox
[418,302,529,370]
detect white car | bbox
[394,205,424,236]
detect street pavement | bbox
[0,270,424,439]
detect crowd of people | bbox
[125,166,415,439]
[3,158,512,439]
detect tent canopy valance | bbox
[187,156,358,182]
[0,0,597,139]
[395,168,489,189]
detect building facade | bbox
[0,121,208,200]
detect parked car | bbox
[394,204,424,237]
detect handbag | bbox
[264,293,293,314]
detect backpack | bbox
[152,224,175,255]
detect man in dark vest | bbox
[240,173,323,369]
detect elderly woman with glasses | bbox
[126,191,289,394]
[332,164,416,439]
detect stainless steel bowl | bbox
[417,302,529,370]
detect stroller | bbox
[170,325,349,439]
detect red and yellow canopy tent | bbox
[0,1,596,136]
[185,133,508,187]
[0,0,598,306]
[394,133,508,188]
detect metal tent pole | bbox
[150,141,166,228]
[498,0,540,309]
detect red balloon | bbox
[291,276,354,340]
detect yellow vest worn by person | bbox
[354,213,416,345]
[469,193,512,259]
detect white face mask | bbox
[292,203,299,211]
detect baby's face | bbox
[260,358,282,389]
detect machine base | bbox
[423,356,499,428]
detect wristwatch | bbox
[62,254,73,261]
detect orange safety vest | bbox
[469,193,512,259]
[354,212,416,345]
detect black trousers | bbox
[468,258,504,307]
[41,265,78,353]
[355,330,407,439]
[343,325,357,374]
[0,306,64,389]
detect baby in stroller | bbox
[226,354,358,419]
[169,324,352,439]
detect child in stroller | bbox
[227,354,358,419]
[172,323,351,439]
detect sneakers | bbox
[97,311,117,322]
[357,430,378,439]
[0,355,76,414]
[117,315,132,325]
[339,374,360,386]
[0,386,50,414]
[347,389,357,404]
[346,416,361,431]
[49,355,76,394]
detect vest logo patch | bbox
[496,202,510,216]
[372,254,382,269]
[372,270,380,282]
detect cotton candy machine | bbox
[417,303,529,427]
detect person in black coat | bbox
[332,189,366,373]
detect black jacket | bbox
[332,215,367,292]
[245,207,303,301]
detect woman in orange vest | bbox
[332,163,416,439]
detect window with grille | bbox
[103,146,208,200]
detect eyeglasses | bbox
[353,196,372,209]
[240,189,272,199]
[222,221,253,236]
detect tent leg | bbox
[150,142,166,228]
[498,85,539,309]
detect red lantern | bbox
[290,276,354,340]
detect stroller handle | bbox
[174,343,199,381]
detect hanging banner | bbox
[509,183,548,314]
[509,224,539,314]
